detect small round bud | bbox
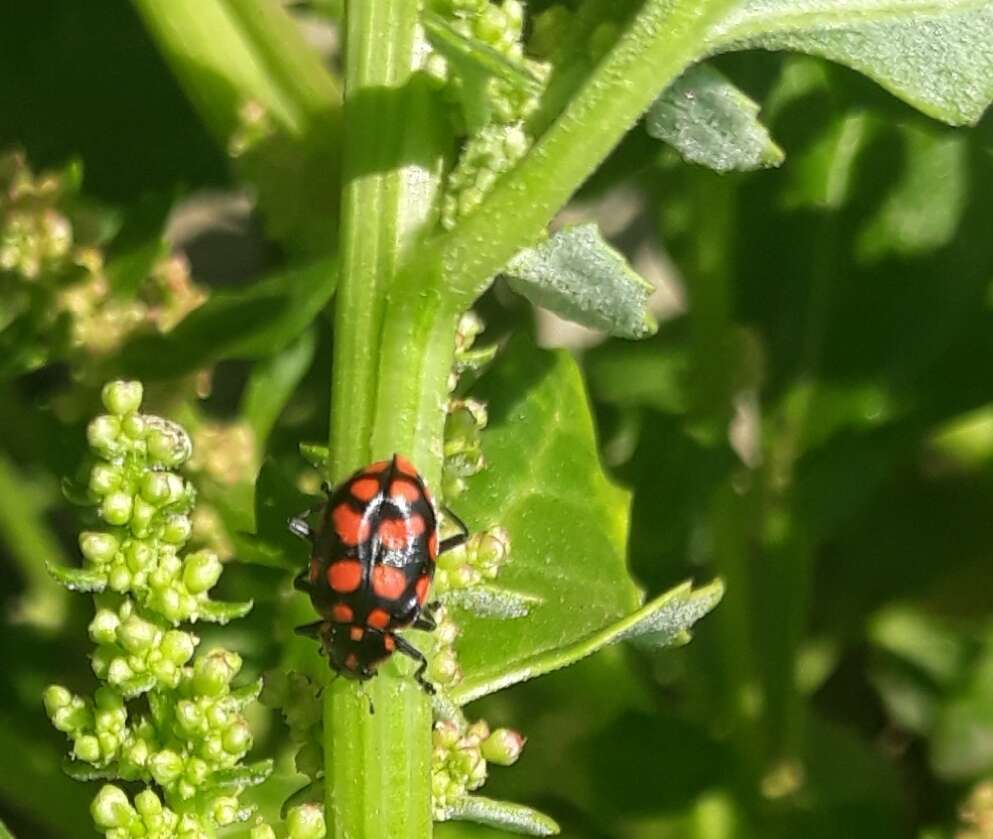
[223,721,252,755]
[140,472,172,505]
[161,630,196,664]
[107,565,131,593]
[212,796,239,826]
[182,551,222,594]
[87,415,122,456]
[128,496,157,535]
[80,532,120,565]
[107,657,134,686]
[134,788,162,816]
[429,648,461,686]
[121,412,146,440]
[91,784,134,829]
[43,685,73,716]
[286,803,327,839]
[162,514,192,545]
[101,491,133,526]
[145,420,192,468]
[252,825,278,839]
[89,610,120,645]
[102,381,143,417]
[481,727,526,766]
[194,649,241,696]
[89,463,122,496]
[74,734,101,763]
[148,749,184,785]
[118,615,158,654]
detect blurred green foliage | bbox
[2,0,993,838]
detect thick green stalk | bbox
[326,2,446,837]
[430,0,739,305]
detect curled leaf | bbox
[210,760,274,790]
[504,224,657,339]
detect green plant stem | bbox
[431,0,738,306]
[326,2,447,837]
[131,0,340,142]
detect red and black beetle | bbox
[290,454,467,693]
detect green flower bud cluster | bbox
[261,670,323,781]
[46,383,269,836]
[442,122,530,229]
[0,150,205,371]
[428,606,463,689]
[432,716,526,817]
[0,149,74,280]
[76,381,244,626]
[89,597,197,693]
[249,804,327,839]
[91,784,212,839]
[434,527,509,594]
[443,398,488,498]
[432,1,550,229]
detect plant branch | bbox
[431,0,739,306]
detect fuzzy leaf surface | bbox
[708,0,993,126]
[647,63,784,172]
[504,225,657,339]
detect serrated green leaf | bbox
[45,562,106,593]
[504,224,657,339]
[440,796,560,836]
[241,328,317,448]
[117,258,337,379]
[231,677,265,708]
[647,63,784,172]
[709,0,993,127]
[423,12,542,96]
[449,338,720,705]
[196,598,254,625]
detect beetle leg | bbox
[294,620,324,639]
[393,635,435,695]
[439,506,469,554]
[293,566,313,592]
[412,609,437,632]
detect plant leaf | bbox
[195,598,254,625]
[117,258,337,379]
[440,796,560,836]
[504,224,657,339]
[241,328,317,449]
[647,63,784,172]
[708,1,993,127]
[449,337,720,705]
[45,562,106,593]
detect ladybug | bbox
[289,454,467,694]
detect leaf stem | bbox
[430,0,738,306]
